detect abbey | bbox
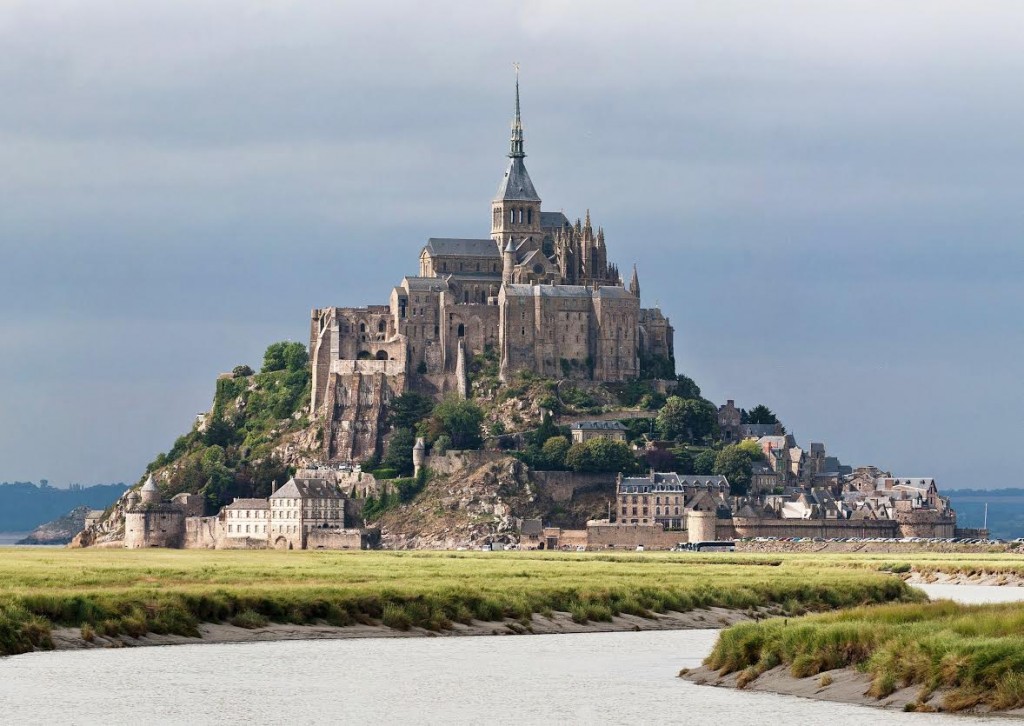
[309,76,674,463]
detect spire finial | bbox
[509,63,525,158]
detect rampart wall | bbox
[306,529,365,550]
[586,523,682,550]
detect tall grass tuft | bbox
[704,599,1024,712]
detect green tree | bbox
[531,410,561,447]
[714,443,760,496]
[202,415,237,448]
[693,449,717,475]
[232,365,254,378]
[656,396,717,443]
[746,404,779,425]
[541,435,571,469]
[262,341,308,373]
[199,446,234,512]
[387,392,435,430]
[670,374,702,400]
[672,448,695,475]
[382,427,417,477]
[427,396,484,450]
[564,438,639,473]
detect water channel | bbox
[0,584,1019,725]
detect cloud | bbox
[0,1,1021,486]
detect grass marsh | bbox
[0,549,919,657]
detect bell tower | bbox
[491,64,541,244]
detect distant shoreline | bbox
[39,608,752,657]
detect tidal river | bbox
[0,584,1017,726]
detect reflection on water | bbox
[1,627,1017,725]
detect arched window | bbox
[359,322,366,332]
[457,323,465,337]
[375,350,389,360]
[528,209,532,224]
[510,209,515,224]
[378,321,385,333]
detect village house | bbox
[570,420,628,444]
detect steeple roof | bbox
[494,66,540,202]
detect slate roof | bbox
[503,284,592,298]
[521,518,544,536]
[743,424,781,438]
[495,157,540,201]
[225,498,270,510]
[540,211,571,230]
[594,286,633,299]
[423,238,500,258]
[571,420,627,431]
[270,477,344,500]
[402,276,451,292]
[619,473,730,493]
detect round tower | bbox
[140,474,161,505]
[686,510,717,544]
[412,437,426,478]
[502,240,516,284]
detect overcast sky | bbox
[1,1,1021,488]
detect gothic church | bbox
[309,75,674,462]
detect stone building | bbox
[717,400,742,443]
[269,475,346,550]
[223,498,271,541]
[570,420,628,444]
[615,472,730,529]
[308,73,674,463]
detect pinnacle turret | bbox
[629,264,641,297]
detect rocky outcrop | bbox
[18,506,90,545]
[374,454,615,549]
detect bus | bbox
[676,541,736,552]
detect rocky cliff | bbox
[374,455,613,549]
[18,506,90,545]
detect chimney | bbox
[271,480,278,495]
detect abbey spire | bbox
[492,64,541,242]
[509,64,525,159]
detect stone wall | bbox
[723,517,900,540]
[424,450,508,475]
[530,471,613,502]
[586,523,683,551]
[306,529,366,550]
[183,516,220,549]
[896,511,956,539]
